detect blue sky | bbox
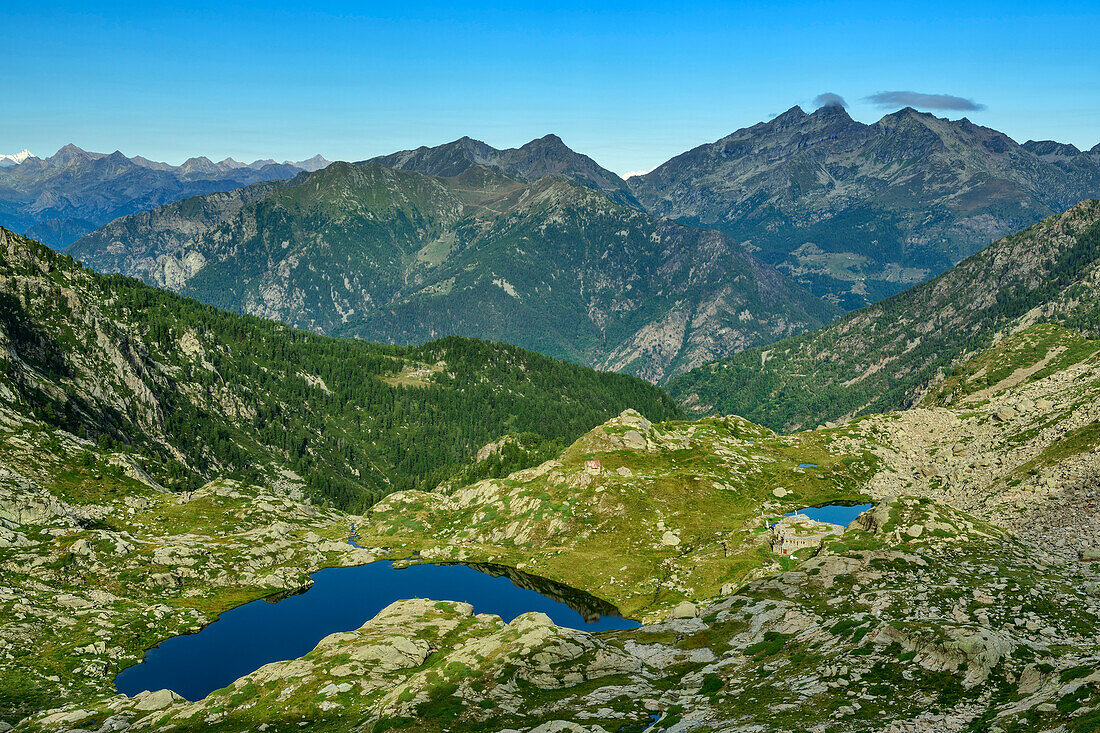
[2,0,1098,175]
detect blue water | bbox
[784,503,873,526]
[116,561,638,701]
[797,463,818,468]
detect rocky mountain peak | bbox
[179,156,217,172]
[809,102,851,119]
[1024,140,1083,158]
[292,154,331,171]
[526,133,567,147]
[50,143,92,164]
[770,105,808,125]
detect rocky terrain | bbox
[3,220,1100,731]
[5,320,1100,731]
[0,146,328,249]
[669,199,1100,430]
[0,402,372,723]
[68,162,835,382]
[628,105,1100,307]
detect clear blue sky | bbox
[3,0,1098,175]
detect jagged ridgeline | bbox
[668,200,1100,430]
[0,228,681,510]
[628,106,1100,308]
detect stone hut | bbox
[771,514,844,555]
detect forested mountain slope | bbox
[69,162,836,382]
[667,200,1100,430]
[629,105,1100,308]
[0,227,680,510]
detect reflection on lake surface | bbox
[784,503,873,526]
[116,560,637,701]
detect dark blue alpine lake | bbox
[784,503,873,526]
[115,560,637,701]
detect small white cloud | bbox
[621,167,656,179]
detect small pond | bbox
[784,503,873,526]
[116,560,637,701]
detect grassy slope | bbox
[668,200,1100,431]
[6,323,1100,730]
[0,406,358,722]
[360,410,879,618]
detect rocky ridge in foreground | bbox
[6,322,1100,731]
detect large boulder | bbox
[133,688,184,711]
[670,601,698,619]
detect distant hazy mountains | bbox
[628,105,1100,308]
[0,145,329,247]
[69,160,835,382]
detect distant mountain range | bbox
[68,160,835,382]
[0,145,329,247]
[667,198,1100,429]
[58,108,1100,382]
[627,105,1100,308]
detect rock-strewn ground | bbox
[6,323,1100,731]
[16,498,1099,732]
[0,407,370,724]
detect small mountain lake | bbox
[784,503,873,526]
[116,560,638,701]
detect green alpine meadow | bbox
[3,3,1100,731]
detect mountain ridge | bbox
[369,133,641,209]
[667,199,1100,430]
[628,105,1100,308]
[69,161,837,383]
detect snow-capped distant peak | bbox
[0,149,34,165]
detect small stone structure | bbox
[584,460,602,475]
[771,514,844,555]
